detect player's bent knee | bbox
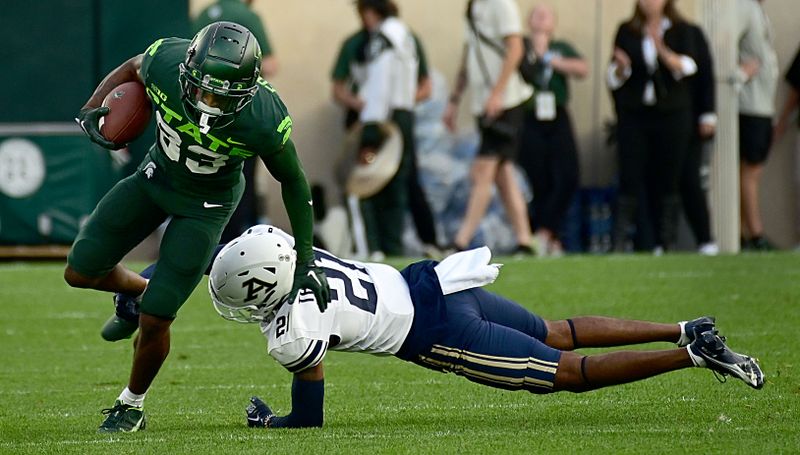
[64,266,99,289]
[544,320,573,350]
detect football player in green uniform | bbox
[65,21,330,432]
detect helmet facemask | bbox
[180,22,262,133]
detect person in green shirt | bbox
[330,0,442,257]
[67,21,330,433]
[518,4,588,257]
[193,0,277,77]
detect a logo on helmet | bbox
[242,274,277,303]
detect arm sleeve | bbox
[331,40,352,81]
[607,27,631,90]
[673,55,698,80]
[786,46,800,89]
[261,138,315,263]
[607,63,631,90]
[495,0,523,38]
[560,41,582,59]
[414,33,430,80]
[140,38,166,82]
[693,26,716,119]
[254,24,272,56]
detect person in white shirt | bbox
[146,224,765,428]
[736,0,779,251]
[349,0,423,257]
[443,0,534,255]
[607,0,702,253]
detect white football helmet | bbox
[208,227,297,323]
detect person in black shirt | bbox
[607,0,702,253]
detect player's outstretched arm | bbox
[262,139,331,311]
[246,363,325,429]
[261,138,315,263]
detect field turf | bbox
[0,253,798,454]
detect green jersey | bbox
[139,37,292,195]
[523,40,582,108]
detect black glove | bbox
[75,106,120,150]
[246,396,275,428]
[288,261,331,312]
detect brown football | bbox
[100,81,152,145]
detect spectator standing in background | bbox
[330,0,423,257]
[735,0,779,251]
[444,0,534,254]
[330,0,442,257]
[193,0,279,243]
[679,24,718,255]
[517,4,588,257]
[193,0,277,77]
[773,43,800,249]
[608,0,700,253]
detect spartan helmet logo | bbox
[143,162,156,179]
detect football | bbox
[100,81,152,145]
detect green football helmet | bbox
[179,21,262,132]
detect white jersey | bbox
[261,250,414,373]
[358,16,419,122]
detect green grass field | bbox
[1,254,798,454]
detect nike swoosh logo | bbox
[308,200,313,206]
[203,202,224,209]
[227,137,246,146]
[307,271,321,286]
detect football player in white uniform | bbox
[210,225,765,428]
[114,225,764,429]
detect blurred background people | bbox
[330,0,442,257]
[193,0,277,77]
[736,0,778,251]
[608,0,700,253]
[517,4,588,257]
[193,0,279,243]
[329,0,423,257]
[773,43,800,249]
[443,0,534,254]
[679,22,718,255]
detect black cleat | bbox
[689,330,764,389]
[100,293,140,342]
[678,316,716,347]
[246,396,275,428]
[98,400,146,433]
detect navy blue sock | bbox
[269,378,324,428]
[139,263,156,280]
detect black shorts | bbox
[739,114,773,165]
[475,104,524,161]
